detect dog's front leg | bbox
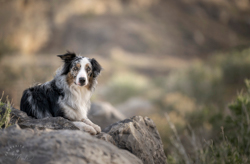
[81,118,101,134]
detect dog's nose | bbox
[79,77,86,85]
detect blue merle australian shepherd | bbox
[20,52,102,135]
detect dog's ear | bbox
[57,51,76,63]
[90,58,102,78]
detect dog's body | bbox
[20,52,102,135]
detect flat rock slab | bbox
[0,124,143,164]
[1,106,79,130]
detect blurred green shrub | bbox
[215,49,250,86]
[164,62,222,105]
[103,73,149,104]
[166,80,250,164]
[224,79,250,156]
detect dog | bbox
[20,52,102,135]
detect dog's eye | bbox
[87,67,91,72]
[73,67,78,71]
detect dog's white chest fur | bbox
[57,75,92,121]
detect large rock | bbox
[88,102,126,129]
[0,124,142,164]
[104,116,167,164]
[0,105,166,164]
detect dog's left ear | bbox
[57,51,76,63]
[90,58,102,78]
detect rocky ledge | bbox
[0,105,166,164]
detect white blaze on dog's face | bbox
[75,58,91,86]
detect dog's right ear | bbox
[57,51,76,63]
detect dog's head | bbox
[57,52,102,88]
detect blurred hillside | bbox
[0,0,250,57]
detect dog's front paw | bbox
[81,118,101,134]
[92,124,101,134]
[72,122,97,135]
[83,125,97,135]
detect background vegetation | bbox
[1,0,250,163]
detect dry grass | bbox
[0,92,12,129]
